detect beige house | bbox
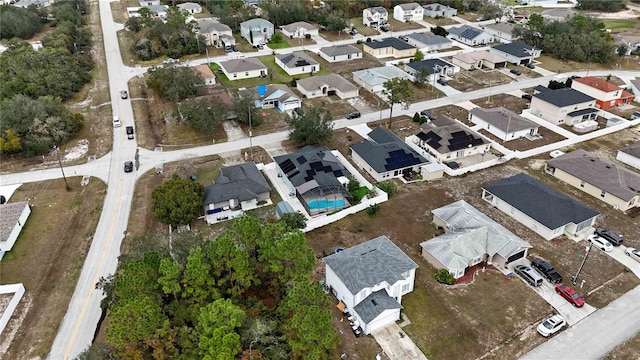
[195,18,235,48]
[363,38,417,59]
[219,58,267,80]
[530,85,598,126]
[545,149,640,212]
[296,74,358,99]
[451,51,506,70]
[191,65,216,86]
[617,141,640,170]
[280,21,318,38]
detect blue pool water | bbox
[307,198,346,211]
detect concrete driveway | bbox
[372,323,428,360]
[604,245,640,278]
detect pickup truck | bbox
[126,126,134,140]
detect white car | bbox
[625,247,640,263]
[588,235,613,252]
[112,116,121,128]
[537,315,566,337]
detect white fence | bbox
[0,283,25,336]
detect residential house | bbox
[296,74,359,99]
[612,34,640,56]
[422,3,457,18]
[203,163,271,224]
[617,141,640,170]
[482,22,519,43]
[447,25,493,46]
[274,146,352,215]
[570,76,635,110]
[482,173,600,240]
[275,52,319,75]
[363,6,389,27]
[177,2,202,14]
[351,127,430,182]
[13,0,50,7]
[0,202,31,261]
[530,85,598,125]
[363,37,417,59]
[468,107,539,142]
[250,84,301,113]
[404,58,459,82]
[195,18,234,48]
[541,8,576,22]
[324,235,418,335]
[406,33,453,53]
[421,200,532,279]
[194,92,235,120]
[352,66,411,93]
[489,41,540,65]
[191,65,216,86]
[318,44,363,63]
[545,149,640,212]
[393,2,424,22]
[219,58,267,80]
[631,77,640,98]
[280,21,318,38]
[409,116,490,163]
[451,50,507,70]
[240,18,274,46]
[138,0,160,5]
[146,5,168,19]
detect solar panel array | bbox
[448,131,484,151]
[384,149,423,171]
[460,27,481,39]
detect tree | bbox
[382,78,413,129]
[233,92,259,126]
[413,67,431,88]
[279,212,307,230]
[151,173,205,227]
[412,50,424,62]
[479,2,504,21]
[125,16,143,32]
[366,203,380,216]
[265,0,308,26]
[75,342,120,360]
[430,26,448,37]
[284,106,334,146]
[205,232,258,298]
[0,129,22,153]
[377,181,395,197]
[0,5,45,40]
[197,298,246,360]
[547,80,567,90]
[176,97,227,134]
[147,65,205,102]
[320,11,349,33]
[576,0,625,11]
[617,44,628,59]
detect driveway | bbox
[372,323,428,360]
[605,245,640,278]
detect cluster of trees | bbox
[285,106,334,146]
[576,0,626,12]
[0,0,91,157]
[514,14,616,64]
[204,0,256,32]
[125,7,205,60]
[87,216,337,360]
[151,174,205,227]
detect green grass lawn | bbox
[267,40,291,49]
[350,18,380,36]
[233,34,259,53]
[602,19,638,31]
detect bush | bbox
[269,32,284,43]
[435,269,454,285]
[305,33,311,39]
[356,39,363,44]
[366,203,380,216]
[377,181,395,197]
[347,175,360,193]
[366,37,371,42]
[413,112,421,123]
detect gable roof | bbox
[324,235,418,295]
[484,22,517,35]
[547,149,640,201]
[351,127,428,173]
[421,200,532,271]
[196,18,232,33]
[573,76,622,93]
[397,2,422,10]
[365,37,416,51]
[533,85,595,107]
[0,202,29,243]
[296,74,357,93]
[469,107,538,132]
[482,173,599,229]
[219,58,267,73]
[415,116,486,153]
[631,78,640,91]
[276,51,319,68]
[281,21,317,33]
[353,290,402,324]
[491,41,535,58]
[619,141,640,159]
[203,163,270,205]
[453,50,506,64]
[406,33,451,46]
[353,66,410,87]
[241,18,273,29]
[423,3,456,12]
[254,84,301,104]
[406,58,456,74]
[191,64,215,79]
[365,6,388,14]
[319,44,361,57]
[177,2,200,10]
[448,25,487,40]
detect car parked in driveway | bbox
[537,315,566,337]
[531,258,562,284]
[588,235,613,252]
[594,228,623,246]
[525,63,535,69]
[514,265,543,287]
[510,69,522,75]
[625,247,640,263]
[555,283,584,307]
[346,111,361,119]
[420,110,433,119]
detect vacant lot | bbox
[471,93,531,115]
[479,127,567,152]
[304,96,358,120]
[318,29,353,42]
[316,49,384,77]
[536,55,640,73]
[350,18,380,36]
[449,69,515,92]
[425,17,459,26]
[387,18,426,32]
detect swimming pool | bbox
[307,198,346,211]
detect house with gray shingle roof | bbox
[195,18,234,48]
[219,58,267,80]
[421,200,532,279]
[240,18,274,46]
[617,141,640,171]
[324,235,418,334]
[352,66,411,93]
[0,202,31,262]
[406,33,453,52]
[247,84,301,113]
[530,85,598,126]
[280,21,318,38]
[177,2,202,14]
[469,107,539,142]
[351,127,431,182]
[393,2,423,22]
[489,41,541,65]
[296,74,358,99]
[318,44,362,62]
[363,37,417,58]
[483,22,519,42]
[482,173,600,240]
[448,25,493,46]
[203,163,271,224]
[363,6,388,27]
[422,3,457,18]
[275,51,319,75]
[545,149,640,212]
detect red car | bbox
[555,283,584,307]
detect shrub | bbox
[366,203,380,216]
[413,112,421,122]
[356,39,363,44]
[366,37,371,42]
[305,33,311,39]
[435,269,454,285]
[269,32,284,43]
[377,181,395,197]
[347,175,360,193]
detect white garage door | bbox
[366,309,400,334]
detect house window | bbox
[245,72,249,76]
[601,190,606,198]
[401,283,410,293]
[510,207,515,214]
[333,56,336,60]
[233,73,237,78]
[472,255,482,265]
[580,180,585,188]
[347,54,351,59]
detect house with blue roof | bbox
[324,235,418,334]
[247,84,301,113]
[447,25,493,46]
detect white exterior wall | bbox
[530,97,596,126]
[326,265,356,310]
[571,81,618,103]
[0,284,25,335]
[223,68,266,80]
[617,151,640,170]
[363,9,388,26]
[364,309,401,334]
[351,150,389,182]
[319,51,362,63]
[275,57,318,75]
[469,114,536,142]
[450,32,493,46]
[483,28,514,42]
[281,27,318,38]
[393,6,423,22]
[0,204,30,258]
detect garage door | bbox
[507,250,525,264]
[367,309,400,334]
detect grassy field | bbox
[602,19,638,31]
[349,18,380,36]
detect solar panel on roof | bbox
[296,155,307,164]
[280,159,296,174]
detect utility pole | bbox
[54,146,70,191]
[572,245,592,285]
[487,81,493,104]
[248,104,253,161]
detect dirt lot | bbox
[479,127,567,152]
[449,69,515,92]
[471,93,532,115]
[304,96,358,120]
[387,18,427,32]
[425,17,459,26]
[318,29,353,42]
[349,18,380,36]
[536,55,640,73]
[314,49,384,77]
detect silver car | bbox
[537,315,566,337]
[625,247,640,263]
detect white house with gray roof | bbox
[489,41,541,65]
[0,202,31,262]
[482,173,600,240]
[177,2,201,14]
[422,3,457,18]
[482,22,518,43]
[318,44,362,62]
[240,18,274,46]
[324,235,418,335]
[275,51,319,75]
[617,141,640,170]
[448,25,493,46]
[219,58,267,80]
[421,200,532,279]
[363,6,388,27]
[404,58,459,82]
[296,74,358,99]
[545,149,640,212]
[280,21,318,38]
[406,33,453,52]
[393,2,423,22]
[352,66,411,93]
[195,18,234,47]
[469,107,539,142]
[249,84,301,113]
[530,85,598,126]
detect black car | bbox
[445,161,460,169]
[346,111,361,119]
[510,69,522,75]
[525,63,535,69]
[420,110,433,119]
[595,228,623,246]
[521,94,533,101]
[437,78,448,85]
[531,258,563,284]
[126,126,134,140]
[124,161,134,173]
